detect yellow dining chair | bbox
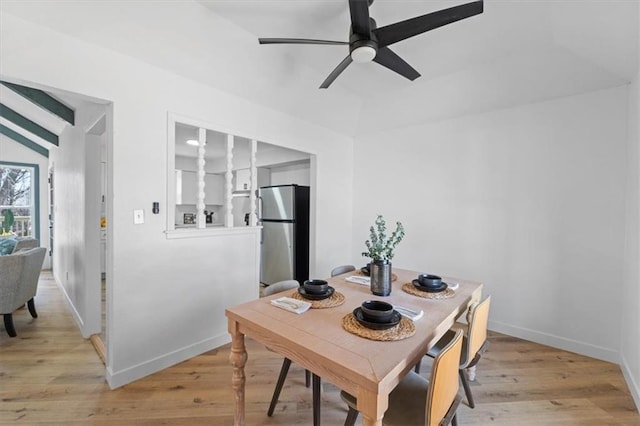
[341,329,464,426]
[330,264,356,277]
[263,280,322,426]
[415,295,491,408]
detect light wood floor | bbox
[1,272,639,425]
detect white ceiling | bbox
[204,0,638,135]
[1,0,637,138]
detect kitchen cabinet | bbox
[176,170,223,205]
[205,173,223,205]
[257,167,271,188]
[234,168,270,191]
[234,169,251,191]
[176,170,197,205]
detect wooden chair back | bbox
[330,265,355,277]
[425,329,463,426]
[465,296,491,366]
[263,280,300,297]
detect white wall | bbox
[621,8,640,408]
[48,102,106,338]
[270,162,311,186]
[0,10,354,387]
[0,135,50,269]
[353,86,628,363]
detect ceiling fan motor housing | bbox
[349,18,378,62]
[350,39,377,62]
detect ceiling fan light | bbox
[351,46,376,63]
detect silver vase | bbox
[370,260,392,296]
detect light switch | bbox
[133,209,144,224]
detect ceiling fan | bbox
[259,0,484,89]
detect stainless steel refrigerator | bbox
[258,185,310,286]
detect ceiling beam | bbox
[1,81,75,125]
[0,104,58,146]
[0,124,49,158]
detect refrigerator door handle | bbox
[257,195,263,222]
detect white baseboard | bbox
[106,333,231,389]
[53,274,87,336]
[620,353,640,413]
[488,319,619,364]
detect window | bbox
[0,163,38,238]
[167,113,259,233]
[166,113,313,236]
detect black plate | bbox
[353,308,401,330]
[298,286,335,300]
[412,279,448,293]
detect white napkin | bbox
[270,297,311,314]
[394,306,424,321]
[346,275,370,285]
[447,282,459,291]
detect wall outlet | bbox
[134,209,144,224]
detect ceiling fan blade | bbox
[373,47,420,81]
[348,0,371,35]
[320,55,353,89]
[259,38,348,46]
[373,0,483,47]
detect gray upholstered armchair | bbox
[0,247,46,337]
[0,237,39,256]
[13,237,39,253]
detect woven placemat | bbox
[290,290,345,309]
[342,313,415,341]
[402,282,456,299]
[356,270,398,281]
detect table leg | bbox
[229,322,247,426]
[359,390,386,426]
[362,415,383,426]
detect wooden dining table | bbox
[226,268,482,426]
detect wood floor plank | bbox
[1,272,638,425]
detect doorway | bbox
[48,167,54,264]
[2,78,112,364]
[86,112,109,363]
